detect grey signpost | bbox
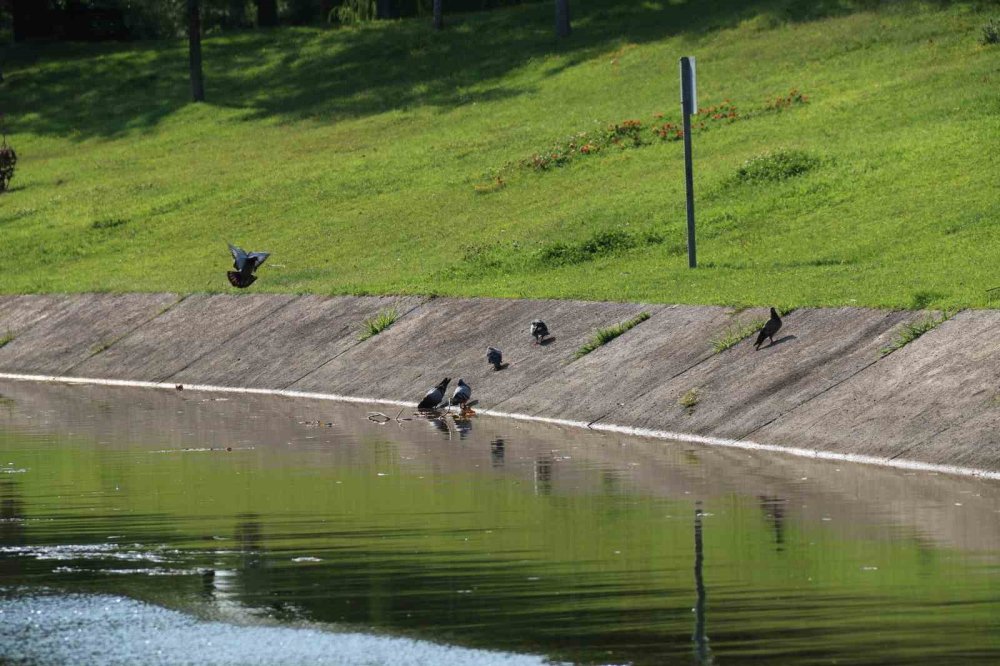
[680,56,697,268]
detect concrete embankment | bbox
[0,293,998,474]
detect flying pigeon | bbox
[530,320,549,344]
[450,379,472,413]
[486,347,503,370]
[227,243,270,289]
[754,308,782,350]
[417,377,450,410]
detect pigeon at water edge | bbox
[486,347,503,371]
[417,378,451,410]
[530,320,549,344]
[227,242,270,289]
[754,308,783,350]
[449,379,472,413]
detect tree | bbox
[433,0,442,31]
[257,0,277,26]
[188,0,205,102]
[555,0,570,38]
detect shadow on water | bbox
[2,0,961,139]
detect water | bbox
[0,380,998,665]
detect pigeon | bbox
[449,379,472,411]
[754,308,782,350]
[530,320,549,344]
[227,243,270,289]
[486,347,503,370]
[417,377,450,410]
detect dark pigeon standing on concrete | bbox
[754,308,782,350]
[486,347,503,370]
[530,320,549,344]
[450,379,472,412]
[417,378,450,410]
[227,243,270,289]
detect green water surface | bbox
[1,380,998,664]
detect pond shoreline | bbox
[1,293,997,477]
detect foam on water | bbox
[0,593,557,666]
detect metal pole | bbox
[680,56,696,268]
[683,110,696,268]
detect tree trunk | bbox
[188,0,205,102]
[433,0,443,31]
[554,0,570,38]
[257,0,278,27]
[376,0,393,20]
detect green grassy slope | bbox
[1,0,998,309]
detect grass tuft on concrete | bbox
[575,312,651,359]
[359,308,399,341]
[0,331,14,348]
[712,318,767,353]
[879,314,950,357]
[679,389,700,414]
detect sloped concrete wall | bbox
[757,310,1000,470]
[0,293,997,472]
[0,293,177,375]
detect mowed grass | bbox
[1,0,998,310]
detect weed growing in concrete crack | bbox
[574,312,651,359]
[711,318,766,353]
[90,340,111,354]
[0,330,14,348]
[359,308,399,341]
[879,313,950,357]
[679,389,700,414]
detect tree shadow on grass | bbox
[2,0,960,140]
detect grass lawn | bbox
[1,0,998,310]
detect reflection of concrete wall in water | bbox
[0,379,999,556]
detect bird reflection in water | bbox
[758,496,787,552]
[452,415,473,440]
[534,457,553,496]
[490,438,505,467]
[426,415,451,437]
